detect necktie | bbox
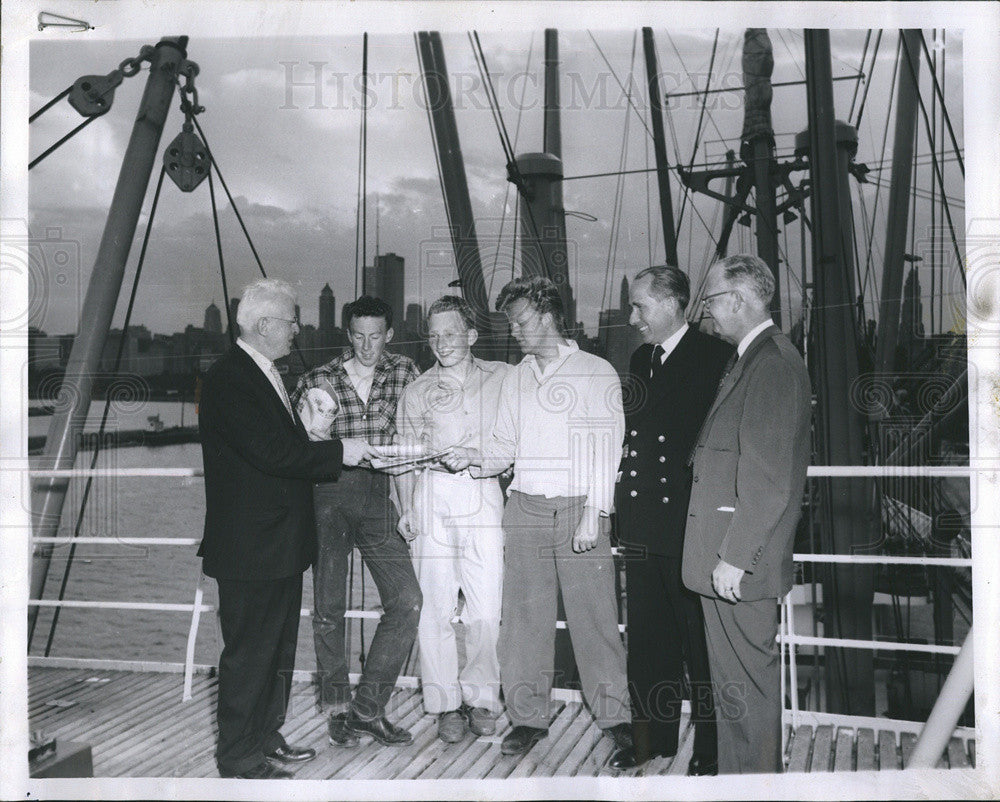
[650,344,665,377]
[716,352,738,391]
[269,364,294,418]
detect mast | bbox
[543,29,561,159]
[874,30,922,376]
[416,32,490,325]
[741,29,782,327]
[802,29,876,716]
[641,27,678,267]
[29,37,188,640]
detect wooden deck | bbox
[28,666,976,778]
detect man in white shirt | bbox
[444,277,632,759]
[395,295,510,743]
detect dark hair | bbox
[717,254,775,307]
[634,265,691,309]
[496,276,564,331]
[427,295,476,331]
[344,295,393,330]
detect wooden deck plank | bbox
[809,724,834,772]
[528,704,590,778]
[483,703,565,780]
[508,702,580,778]
[855,728,876,772]
[30,670,151,723]
[582,725,617,776]
[108,679,219,776]
[878,730,900,770]
[349,710,438,780]
[329,692,427,780]
[899,732,916,768]
[832,727,854,772]
[558,718,606,777]
[786,725,813,773]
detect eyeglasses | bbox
[266,316,299,328]
[700,290,735,311]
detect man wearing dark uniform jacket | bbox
[199,278,375,779]
[610,265,733,774]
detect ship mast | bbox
[28,38,188,641]
[641,28,679,267]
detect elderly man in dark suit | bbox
[609,265,733,774]
[199,278,375,779]
[682,254,811,774]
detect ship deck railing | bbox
[24,463,979,783]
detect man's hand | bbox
[572,506,601,553]
[397,510,420,542]
[341,438,376,467]
[440,445,479,472]
[712,559,745,604]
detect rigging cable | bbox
[918,31,964,178]
[899,30,965,289]
[586,31,654,140]
[847,30,873,123]
[39,168,168,655]
[207,170,236,346]
[852,30,882,129]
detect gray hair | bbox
[717,254,775,308]
[634,265,690,309]
[236,278,297,330]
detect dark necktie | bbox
[716,352,738,391]
[650,344,665,378]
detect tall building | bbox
[203,301,222,334]
[319,283,336,332]
[365,253,405,331]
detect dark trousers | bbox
[701,596,782,774]
[215,574,302,775]
[625,553,717,761]
[313,469,422,719]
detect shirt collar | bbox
[523,339,578,380]
[737,319,775,359]
[657,323,689,362]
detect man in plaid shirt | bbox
[291,295,422,748]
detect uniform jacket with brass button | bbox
[615,326,733,558]
[681,325,811,600]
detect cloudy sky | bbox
[28,24,965,339]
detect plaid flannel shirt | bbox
[291,349,419,446]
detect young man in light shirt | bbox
[395,295,510,743]
[443,276,632,759]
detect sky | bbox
[28,26,965,339]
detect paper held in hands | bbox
[370,443,449,472]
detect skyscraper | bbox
[365,253,405,330]
[319,283,336,332]
[203,301,222,334]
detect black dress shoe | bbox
[328,712,361,747]
[345,713,413,746]
[687,753,718,776]
[500,725,548,756]
[220,761,293,779]
[608,746,639,769]
[265,744,317,764]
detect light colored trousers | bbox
[500,491,630,730]
[409,470,504,714]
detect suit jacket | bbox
[198,346,344,581]
[616,327,734,558]
[681,325,811,601]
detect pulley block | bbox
[68,72,122,117]
[164,129,210,192]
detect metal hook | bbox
[38,12,93,32]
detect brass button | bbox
[660,477,667,484]
[630,450,637,457]
[658,456,666,463]
[658,435,665,443]
[630,490,638,497]
[662,497,669,504]
[630,470,637,477]
[630,430,637,437]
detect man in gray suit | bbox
[682,254,811,774]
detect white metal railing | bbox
[28,464,974,715]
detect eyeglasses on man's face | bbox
[700,290,735,311]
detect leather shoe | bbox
[687,753,718,776]
[265,744,316,764]
[220,761,293,779]
[328,712,361,747]
[345,713,413,746]
[608,746,639,769]
[500,725,547,756]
